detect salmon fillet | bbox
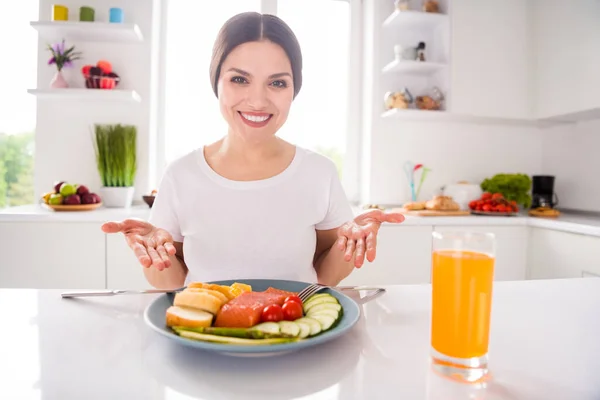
[264,287,298,296]
[214,291,288,328]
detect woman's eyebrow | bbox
[226,68,291,79]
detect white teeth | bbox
[240,113,270,123]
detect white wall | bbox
[34,0,160,200]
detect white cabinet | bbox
[532,0,600,119]
[0,222,105,289]
[528,228,600,280]
[106,233,153,290]
[432,225,529,281]
[341,226,433,286]
[449,0,531,119]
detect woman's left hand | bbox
[336,209,405,268]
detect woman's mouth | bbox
[238,111,273,128]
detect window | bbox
[0,1,38,208]
[159,0,361,201]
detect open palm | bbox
[101,219,176,271]
[337,209,405,267]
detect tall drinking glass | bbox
[430,231,496,383]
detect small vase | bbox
[99,186,135,208]
[50,70,69,89]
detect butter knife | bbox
[61,285,383,299]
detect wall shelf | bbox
[30,21,143,43]
[382,10,448,30]
[382,60,447,75]
[381,108,557,127]
[27,88,141,102]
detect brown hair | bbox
[209,12,303,99]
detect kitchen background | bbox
[1,0,599,289]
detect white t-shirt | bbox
[148,146,354,285]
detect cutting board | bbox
[392,208,471,217]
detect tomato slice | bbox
[261,304,284,323]
[282,301,303,321]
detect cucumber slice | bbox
[306,302,341,315]
[294,320,311,339]
[312,314,337,331]
[252,322,281,335]
[303,295,339,313]
[305,293,331,302]
[295,317,322,336]
[278,321,301,337]
[307,308,339,319]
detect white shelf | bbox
[382,10,448,30]
[27,88,141,102]
[382,60,447,75]
[30,21,143,43]
[381,108,549,127]
[537,107,600,124]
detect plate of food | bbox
[143,279,361,356]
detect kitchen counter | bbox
[4,203,600,237]
[2,278,599,399]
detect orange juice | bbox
[431,249,494,359]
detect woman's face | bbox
[217,40,294,143]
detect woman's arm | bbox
[313,228,358,286]
[143,241,189,289]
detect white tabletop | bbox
[2,278,599,400]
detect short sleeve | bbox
[148,171,184,242]
[315,163,354,230]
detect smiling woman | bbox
[102,10,404,290]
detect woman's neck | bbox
[217,131,285,164]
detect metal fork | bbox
[298,283,387,304]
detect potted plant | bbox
[47,39,82,88]
[93,124,137,208]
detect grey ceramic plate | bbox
[144,279,361,356]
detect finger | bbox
[101,221,124,233]
[156,245,172,268]
[336,235,348,251]
[379,212,405,223]
[344,239,355,262]
[354,238,366,268]
[163,241,177,256]
[130,242,151,268]
[366,231,377,262]
[145,238,165,271]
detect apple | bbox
[54,181,65,193]
[76,185,90,196]
[59,183,77,197]
[81,193,95,204]
[49,193,63,205]
[64,194,81,205]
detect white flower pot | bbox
[99,186,135,208]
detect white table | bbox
[2,278,599,399]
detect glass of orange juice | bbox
[430,231,496,383]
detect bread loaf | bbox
[425,195,460,211]
[166,306,213,328]
[173,290,223,315]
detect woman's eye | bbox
[271,80,288,88]
[231,76,248,84]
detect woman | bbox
[101,12,404,289]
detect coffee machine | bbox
[531,175,559,208]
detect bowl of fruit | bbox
[82,60,120,90]
[41,181,103,211]
[468,192,520,216]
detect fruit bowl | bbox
[84,74,120,89]
[44,202,103,212]
[470,210,518,217]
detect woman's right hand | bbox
[101,219,177,271]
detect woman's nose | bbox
[246,84,269,109]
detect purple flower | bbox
[63,60,73,68]
[48,57,56,65]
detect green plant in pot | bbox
[93,124,137,208]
